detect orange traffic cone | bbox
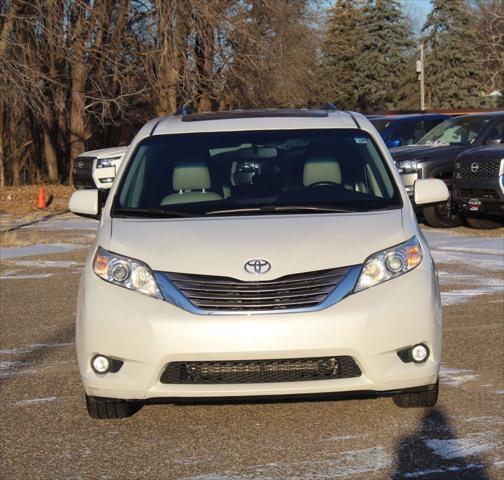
[37,186,46,209]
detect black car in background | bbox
[390,112,504,228]
[369,113,449,148]
[453,145,504,229]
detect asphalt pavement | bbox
[0,215,503,479]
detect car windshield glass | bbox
[417,116,491,146]
[113,129,401,217]
[370,119,392,134]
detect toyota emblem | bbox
[470,162,479,173]
[244,259,271,275]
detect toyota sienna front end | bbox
[69,109,448,418]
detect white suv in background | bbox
[69,109,448,419]
[73,146,127,191]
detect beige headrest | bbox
[303,152,341,186]
[172,160,211,191]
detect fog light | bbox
[411,344,429,363]
[91,354,110,374]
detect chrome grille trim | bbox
[153,265,361,315]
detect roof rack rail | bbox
[181,109,329,122]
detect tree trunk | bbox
[43,126,59,182]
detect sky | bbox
[403,0,433,30]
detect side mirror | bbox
[69,190,100,219]
[414,179,449,206]
[388,139,401,148]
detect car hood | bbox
[107,210,406,280]
[390,145,467,162]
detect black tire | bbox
[422,191,462,228]
[393,381,439,408]
[465,216,503,230]
[85,395,142,419]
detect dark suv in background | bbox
[453,145,504,229]
[390,112,504,228]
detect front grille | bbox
[73,156,95,188]
[160,356,362,384]
[163,267,350,312]
[458,161,499,179]
[459,188,498,199]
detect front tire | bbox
[85,395,142,419]
[465,216,503,230]
[422,187,462,228]
[393,381,439,408]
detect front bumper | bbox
[76,262,442,400]
[453,178,504,218]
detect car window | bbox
[483,120,503,145]
[370,119,392,135]
[418,116,491,146]
[388,121,425,146]
[423,119,446,135]
[114,129,401,216]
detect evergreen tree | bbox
[422,0,484,108]
[355,0,414,112]
[317,0,363,109]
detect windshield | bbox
[113,129,401,217]
[417,116,491,146]
[370,119,392,134]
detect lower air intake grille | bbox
[459,188,498,199]
[163,267,349,312]
[160,356,362,384]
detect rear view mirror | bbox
[413,179,449,206]
[69,190,100,219]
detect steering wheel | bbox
[307,181,339,188]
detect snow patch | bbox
[186,447,391,479]
[326,434,367,441]
[440,366,478,387]
[11,260,81,268]
[425,432,496,460]
[0,342,74,355]
[1,272,52,280]
[15,397,57,406]
[0,243,81,260]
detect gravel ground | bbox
[0,214,503,479]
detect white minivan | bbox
[69,109,448,419]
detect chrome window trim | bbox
[153,265,362,316]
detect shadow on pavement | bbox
[392,408,490,479]
[1,210,69,233]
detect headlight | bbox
[355,236,423,292]
[93,247,162,299]
[395,160,418,173]
[96,156,121,168]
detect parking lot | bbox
[1,214,503,479]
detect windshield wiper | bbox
[113,207,196,218]
[205,205,361,216]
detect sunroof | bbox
[181,109,329,122]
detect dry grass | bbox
[0,185,74,217]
